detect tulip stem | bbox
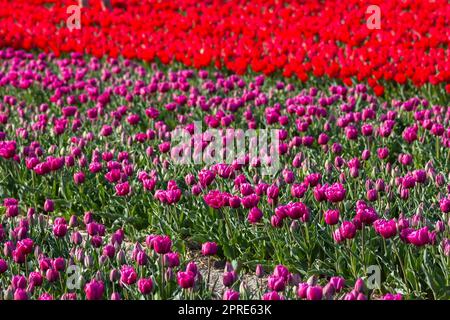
[159,254,165,299]
[259,278,263,298]
[60,276,64,293]
[435,137,440,160]
[303,224,311,268]
[392,241,409,294]
[361,226,365,270]
[446,149,450,169]
[24,255,28,276]
[206,257,211,291]
[333,226,340,274]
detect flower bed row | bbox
[0,0,449,93]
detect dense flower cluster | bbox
[0,199,406,300]
[0,1,448,93]
[0,48,449,299]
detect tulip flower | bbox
[247,207,263,224]
[120,265,137,285]
[177,271,195,289]
[223,289,240,300]
[201,242,218,256]
[44,199,54,212]
[152,235,172,254]
[0,259,8,274]
[85,279,105,300]
[324,209,340,225]
[325,183,346,203]
[138,278,153,295]
[262,291,283,300]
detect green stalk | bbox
[391,240,409,294]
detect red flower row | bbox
[0,0,449,90]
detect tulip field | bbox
[0,0,449,301]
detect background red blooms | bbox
[0,0,448,91]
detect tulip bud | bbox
[223,271,237,287]
[357,293,367,300]
[256,264,264,278]
[290,273,301,286]
[195,272,203,287]
[292,155,302,168]
[393,166,400,177]
[350,167,359,178]
[84,255,93,268]
[325,161,333,174]
[354,278,366,293]
[239,281,249,298]
[297,282,309,299]
[99,255,108,266]
[184,173,196,186]
[186,262,198,275]
[27,207,35,221]
[329,276,345,292]
[136,251,148,266]
[385,162,392,174]
[436,173,445,187]
[69,215,78,228]
[290,220,299,232]
[224,261,234,273]
[306,285,323,300]
[83,212,93,224]
[117,249,126,265]
[323,283,335,300]
[307,275,317,286]
[201,242,218,256]
[4,286,14,300]
[44,199,54,212]
[46,269,59,282]
[74,248,84,262]
[71,232,83,245]
[38,214,46,228]
[34,246,42,259]
[3,242,13,257]
[362,149,370,161]
[110,292,121,300]
[435,220,445,233]
[271,215,282,228]
[109,269,120,282]
[367,189,378,202]
[165,267,174,282]
[344,291,357,300]
[384,188,392,201]
[339,172,346,184]
[95,271,103,281]
[375,179,385,192]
